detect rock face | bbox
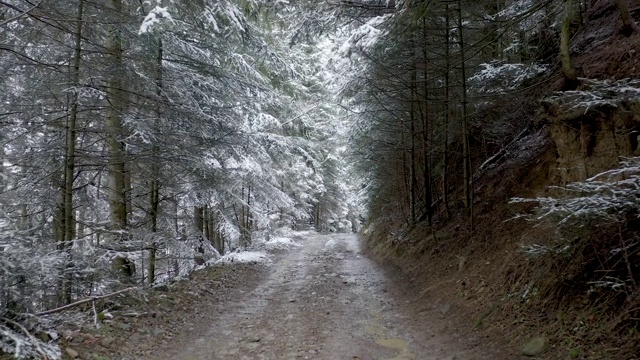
[541,79,640,184]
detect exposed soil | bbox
[362,4,640,360]
[573,0,640,80]
[60,233,516,359]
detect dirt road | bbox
[142,233,502,360]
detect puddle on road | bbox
[363,299,415,359]
[376,338,414,360]
[366,324,415,360]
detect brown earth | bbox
[362,4,640,360]
[58,233,518,360]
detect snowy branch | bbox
[511,157,640,224]
[139,6,174,35]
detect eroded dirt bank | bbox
[136,233,512,360]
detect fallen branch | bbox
[118,312,143,317]
[0,317,48,359]
[35,287,138,316]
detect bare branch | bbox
[35,287,138,316]
[0,0,43,27]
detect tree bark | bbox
[194,206,204,236]
[616,0,639,35]
[0,141,4,193]
[457,1,472,225]
[60,0,84,304]
[106,0,129,236]
[194,205,204,254]
[148,39,162,286]
[105,0,131,281]
[560,0,579,90]
[76,209,85,242]
[400,120,410,226]
[442,3,451,220]
[409,43,417,227]
[314,202,321,230]
[421,16,432,226]
[217,203,225,255]
[245,185,253,245]
[206,206,214,245]
[204,204,213,243]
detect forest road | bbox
[144,233,493,360]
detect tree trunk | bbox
[206,206,214,246]
[217,203,225,255]
[147,241,156,285]
[148,39,162,286]
[400,120,410,226]
[246,185,252,245]
[172,195,180,275]
[560,0,579,90]
[483,0,503,60]
[204,204,211,242]
[442,3,451,220]
[76,209,85,242]
[409,51,417,227]
[422,16,433,226]
[314,202,321,230]
[458,1,473,226]
[194,205,204,254]
[240,186,247,246]
[60,0,84,304]
[106,0,129,238]
[616,0,639,35]
[194,206,204,236]
[0,142,4,193]
[172,196,180,240]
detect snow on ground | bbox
[264,236,300,250]
[289,230,316,237]
[214,229,317,265]
[216,251,272,265]
[324,238,338,249]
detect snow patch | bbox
[324,238,337,248]
[542,78,640,114]
[0,324,61,360]
[139,6,174,35]
[338,14,391,58]
[216,251,272,265]
[291,230,316,239]
[264,236,299,250]
[469,62,547,94]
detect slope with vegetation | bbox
[340,0,640,358]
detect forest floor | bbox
[58,232,519,360]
